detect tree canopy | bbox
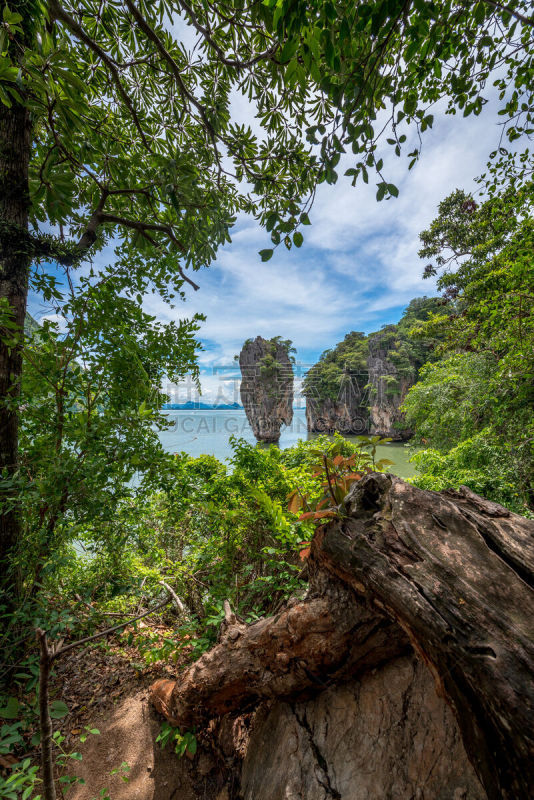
[404,183,534,510]
[1,0,533,584]
[1,0,533,273]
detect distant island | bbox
[163,401,242,410]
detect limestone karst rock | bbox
[305,298,442,438]
[305,331,415,439]
[240,657,485,800]
[239,336,293,443]
[366,328,413,439]
[306,366,369,435]
[305,394,369,435]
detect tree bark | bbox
[0,101,31,587]
[151,475,534,800]
[36,629,57,800]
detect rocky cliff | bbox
[305,372,369,435]
[366,328,414,440]
[304,336,413,440]
[239,336,293,443]
[241,656,485,800]
[305,297,443,439]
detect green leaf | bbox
[49,700,69,719]
[0,697,20,719]
[293,231,303,248]
[259,249,273,262]
[279,38,298,63]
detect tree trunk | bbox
[151,475,534,800]
[0,101,32,587]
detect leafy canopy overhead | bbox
[1,0,532,285]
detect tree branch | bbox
[159,580,186,614]
[98,213,200,290]
[483,0,534,27]
[175,0,277,69]
[50,594,175,661]
[48,0,152,151]
[124,0,217,139]
[36,629,57,800]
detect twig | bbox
[51,596,172,661]
[49,0,152,150]
[323,454,337,507]
[74,593,128,617]
[158,581,185,614]
[483,0,534,27]
[35,595,177,797]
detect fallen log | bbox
[151,475,534,800]
[150,580,409,726]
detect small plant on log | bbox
[287,438,395,525]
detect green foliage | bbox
[143,437,310,631]
[404,185,534,511]
[402,352,497,450]
[410,432,529,515]
[303,331,369,403]
[287,435,394,524]
[303,298,444,404]
[156,721,197,758]
[0,432,392,678]
[0,756,40,800]
[0,721,100,799]
[1,0,531,284]
[266,0,534,196]
[257,336,296,377]
[384,297,448,378]
[4,271,201,595]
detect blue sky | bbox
[29,84,506,405]
[156,96,504,403]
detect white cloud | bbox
[28,79,512,405]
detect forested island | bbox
[303,295,443,439]
[1,1,533,799]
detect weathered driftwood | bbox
[151,475,534,800]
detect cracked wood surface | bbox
[319,474,534,800]
[151,475,534,800]
[150,579,408,727]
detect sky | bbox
[29,72,506,406]
[149,96,503,405]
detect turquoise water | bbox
[159,408,416,479]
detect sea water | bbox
[159,407,416,479]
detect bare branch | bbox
[98,213,200,290]
[51,595,173,661]
[158,580,186,614]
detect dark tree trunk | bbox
[151,475,534,800]
[0,101,32,586]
